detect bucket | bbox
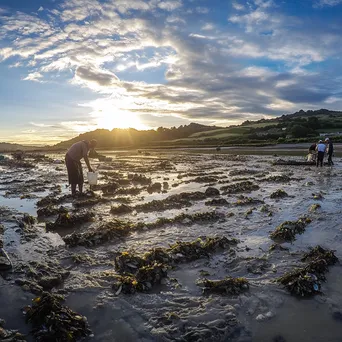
[87,172,98,185]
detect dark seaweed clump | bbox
[135,191,207,212]
[25,293,92,342]
[63,220,132,247]
[270,217,311,243]
[278,246,338,297]
[110,204,133,215]
[234,195,264,206]
[270,189,288,199]
[46,211,95,230]
[220,181,259,194]
[37,205,68,217]
[205,198,229,206]
[301,245,338,264]
[112,236,238,294]
[201,277,249,295]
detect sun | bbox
[93,109,148,130]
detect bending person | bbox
[65,139,97,195]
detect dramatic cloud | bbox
[0,0,342,143]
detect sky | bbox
[0,0,342,145]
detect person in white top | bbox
[316,140,326,167]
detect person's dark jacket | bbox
[328,141,333,156]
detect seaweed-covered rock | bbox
[201,277,249,295]
[309,203,321,212]
[205,198,229,206]
[37,205,68,217]
[270,217,311,243]
[147,182,162,193]
[301,246,338,265]
[193,176,218,183]
[234,195,264,206]
[135,191,207,212]
[112,263,168,294]
[63,220,132,247]
[25,293,92,341]
[128,173,152,185]
[205,187,220,196]
[220,181,259,194]
[0,247,12,271]
[168,236,238,262]
[19,214,35,228]
[278,247,338,297]
[46,211,95,230]
[110,204,133,215]
[270,189,288,199]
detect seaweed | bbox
[24,293,92,341]
[278,247,338,297]
[270,189,289,199]
[128,173,152,185]
[263,175,291,183]
[46,211,95,230]
[205,198,229,206]
[110,204,133,215]
[204,187,220,196]
[147,182,162,194]
[270,217,311,243]
[37,206,68,218]
[63,220,133,247]
[220,181,259,194]
[234,195,264,206]
[301,246,338,265]
[201,277,249,295]
[309,204,321,212]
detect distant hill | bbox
[0,142,35,152]
[53,123,221,149]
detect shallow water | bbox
[1,151,342,341]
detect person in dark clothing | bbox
[308,143,317,162]
[316,140,326,167]
[65,139,97,195]
[325,138,334,166]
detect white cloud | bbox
[23,72,44,82]
[315,0,342,6]
[158,0,182,11]
[38,6,44,12]
[201,23,214,31]
[232,2,245,11]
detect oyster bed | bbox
[1,150,342,342]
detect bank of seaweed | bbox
[46,211,95,230]
[112,236,238,294]
[220,181,259,194]
[270,217,311,243]
[24,293,92,341]
[0,318,26,341]
[278,246,338,297]
[200,277,249,295]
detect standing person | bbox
[325,138,334,166]
[65,139,97,196]
[316,140,326,167]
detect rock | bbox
[205,187,220,196]
[265,311,275,319]
[0,248,12,271]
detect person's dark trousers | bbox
[328,154,334,166]
[317,151,324,167]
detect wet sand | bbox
[1,150,342,341]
